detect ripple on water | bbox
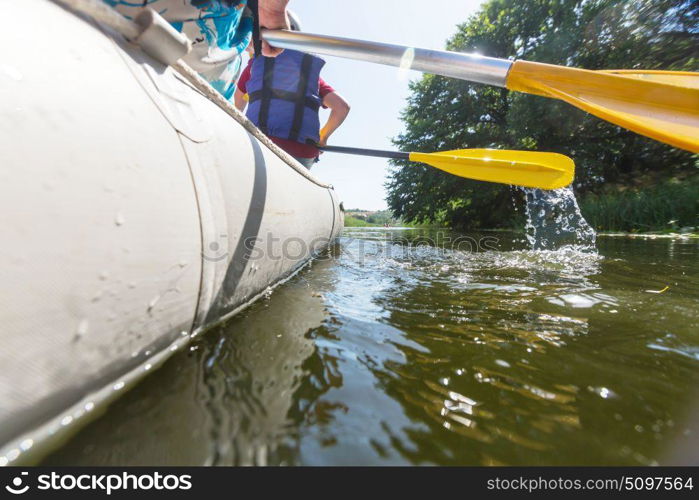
[39,230,699,466]
[648,333,699,362]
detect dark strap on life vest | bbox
[288,54,314,142]
[256,55,276,132]
[248,90,321,111]
[248,0,262,57]
[248,54,320,140]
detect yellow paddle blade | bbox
[506,61,699,153]
[599,70,699,89]
[408,149,574,190]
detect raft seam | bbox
[174,132,209,339]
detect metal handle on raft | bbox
[261,30,512,87]
[134,8,191,66]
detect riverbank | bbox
[344,214,433,228]
[578,174,699,233]
[598,231,698,239]
[348,173,699,233]
[344,215,376,227]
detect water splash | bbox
[523,187,596,251]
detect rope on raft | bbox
[51,0,332,189]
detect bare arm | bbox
[259,0,290,56]
[319,92,351,146]
[234,87,247,112]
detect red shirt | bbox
[238,58,335,158]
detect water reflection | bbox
[46,250,337,465]
[44,230,699,466]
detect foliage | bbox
[387,0,698,229]
[365,210,394,225]
[344,210,399,226]
[579,174,699,232]
[344,215,373,227]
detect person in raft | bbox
[234,12,351,169]
[102,1,293,99]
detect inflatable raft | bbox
[0,0,343,464]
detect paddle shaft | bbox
[319,146,575,189]
[320,145,410,160]
[261,30,511,87]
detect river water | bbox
[44,228,699,465]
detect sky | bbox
[289,0,487,210]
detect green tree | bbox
[366,210,394,225]
[387,0,698,229]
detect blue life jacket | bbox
[246,49,325,145]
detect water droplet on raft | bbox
[115,212,125,226]
[209,242,220,252]
[76,318,89,338]
[147,295,160,312]
[99,270,109,281]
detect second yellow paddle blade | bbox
[506,61,699,153]
[409,149,574,190]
